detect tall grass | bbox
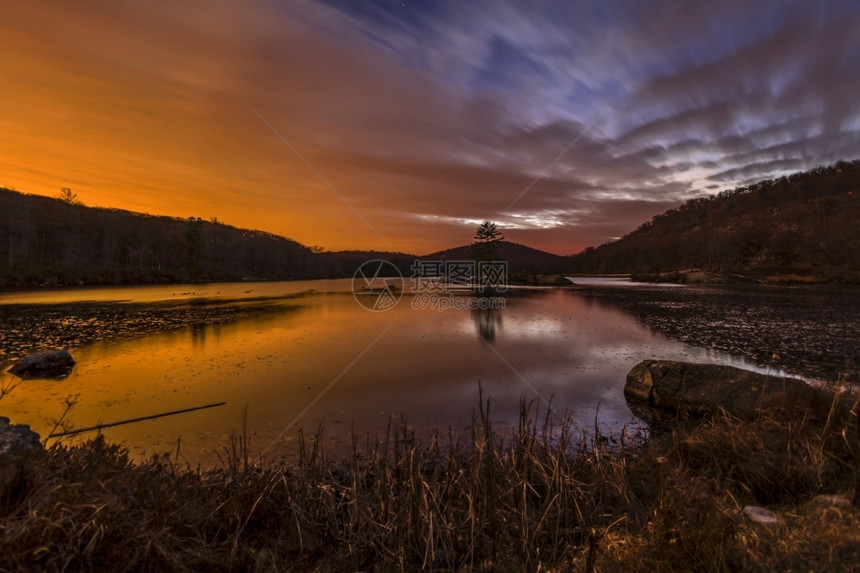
[1,386,859,571]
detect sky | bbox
[2,1,859,255]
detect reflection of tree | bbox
[191,322,207,347]
[471,306,502,343]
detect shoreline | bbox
[3,268,860,298]
[630,268,860,285]
[2,388,858,571]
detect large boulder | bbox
[624,359,829,423]
[0,416,41,456]
[7,349,76,380]
[0,417,42,502]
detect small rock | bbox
[7,349,76,380]
[810,494,852,508]
[743,505,780,528]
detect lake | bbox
[1,279,856,466]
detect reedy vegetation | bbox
[1,387,860,572]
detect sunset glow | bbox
[2,1,859,254]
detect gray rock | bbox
[0,416,42,456]
[743,505,780,528]
[624,359,828,423]
[7,349,76,380]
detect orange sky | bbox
[2,2,433,252]
[2,1,858,255]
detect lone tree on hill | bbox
[57,187,82,206]
[471,221,504,261]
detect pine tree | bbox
[471,221,504,261]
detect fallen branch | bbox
[48,402,227,438]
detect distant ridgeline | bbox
[0,187,574,289]
[568,160,860,283]
[0,189,316,287]
[0,189,416,288]
[4,159,860,289]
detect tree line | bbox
[568,160,860,281]
[4,158,859,288]
[0,189,412,288]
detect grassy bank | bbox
[2,391,860,572]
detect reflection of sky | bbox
[566,277,686,287]
[1,1,858,255]
[1,285,793,464]
[0,280,350,305]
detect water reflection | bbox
[569,284,860,383]
[471,305,502,343]
[0,296,316,366]
[2,280,835,467]
[191,322,208,347]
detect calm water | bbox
[0,280,815,465]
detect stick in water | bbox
[48,402,227,438]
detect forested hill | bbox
[0,188,333,288]
[7,158,860,289]
[567,160,860,283]
[0,188,572,289]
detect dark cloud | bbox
[612,3,860,192]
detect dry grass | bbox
[1,388,860,572]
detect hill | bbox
[425,241,568,272]
[0,188,325,288]
[0,188,565,289]
[424,241,570,284]
[316,250,417,278]
[568,160,860,283]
